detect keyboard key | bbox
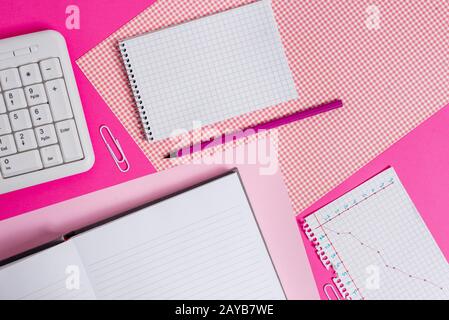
[55,120,83,162]
[0,114,11,135]
[45,78,73,121]
[0,95,6,113]
[0,134,17,157]
[19,63,42,86]
[35,124,58,147]
[30,104,53,126]
[0,51,14,61]
[14,47,31,57]
[15,129,37,152]
[24,83,47,106]
[40,58,63,81]
[0,150,43,178]
[9,109,32,131]
[0,68,22,90]
[4,88,27,111]
[40,145,63,168]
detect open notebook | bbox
[0,171,285,300]
[303,168,449,300]
[119,0,297,141]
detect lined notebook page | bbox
[73,172,285,300]
[120,0,297,140]
[0,241,96,300]
[304,168,449,300]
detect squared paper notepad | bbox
[303,168,449,300]
[119,0,297,140]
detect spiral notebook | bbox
[119,0,297,141]
[302,168,449,300]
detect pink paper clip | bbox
[99,125,130,173]
[323,283,341,300]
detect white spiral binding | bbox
[300,219,353,300]
[119,41,153,141]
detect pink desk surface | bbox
[0,162,319,300]
[298,103,449,300]
[1,0,448,300]
[0,0,157,220]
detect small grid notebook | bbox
[119,0,297,141]
[303,168,449,300]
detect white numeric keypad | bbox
[0,57,83,179]
[0,31,94,194]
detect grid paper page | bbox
[72,172,285,300]
[120,0,297,140]
[304,168,449,300]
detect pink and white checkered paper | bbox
[77,0,448,213]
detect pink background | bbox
[0,0,448,300]
[0,0,158,220]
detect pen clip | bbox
[99,125,130,173]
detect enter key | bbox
[55,119,84,163]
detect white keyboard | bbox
[0,30,94,194]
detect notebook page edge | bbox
[70,170,285,299]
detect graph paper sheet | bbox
[119,0,297,141]
[304,168,449,300]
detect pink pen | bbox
[165,99,343,158]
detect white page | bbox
[120,0,297,140]
[0,241,96,300]
[73,172,285,300]
[304,168,449,300]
